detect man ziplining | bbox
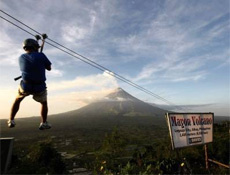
[0,10,183,127]
[8,37,52,130]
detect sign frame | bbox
[166,113,214,150]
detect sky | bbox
[0,0,229,119]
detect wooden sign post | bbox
[204,144,209,169]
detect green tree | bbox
[101,127,126,155]
[93,127,126,174]
[8,141,66,174]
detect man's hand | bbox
[46,65,51,71]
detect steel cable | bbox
[0,9,185,111]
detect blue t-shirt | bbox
[19,52,51,82]
[19,52,51,92]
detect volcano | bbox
[66,88,168,117]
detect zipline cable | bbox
[0,10,185,111]
[0,15,35,37]
[0,9,179,108]
[0,11,183,110]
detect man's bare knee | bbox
[40,101,48,106]
[40,101,48,112]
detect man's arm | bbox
[46,64,51,71]
[41,53,52,71]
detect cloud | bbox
[152,102,230,116]
[48,68,63,77]
[48,72,118,92]
[134,54,208,82]
[47,72,119,114]
[197,13,230,38]
[0,72,119,119]
[0,50,21,66]
[62,25,88,42]
[121,2,229,83]
[48,88,115,114]
[103,70,115,77]
[0,28,23,66]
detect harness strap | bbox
[23,80,44,85]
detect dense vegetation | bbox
[2,117,229,174]
[83,122,229,174]
[7,141,66,174]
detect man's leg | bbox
[10,97,24,120]
[39,101,51,130]
[34,90,51,130]
[41,101,48,123]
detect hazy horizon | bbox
[0,87,229,119]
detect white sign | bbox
[166,113,214,149]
